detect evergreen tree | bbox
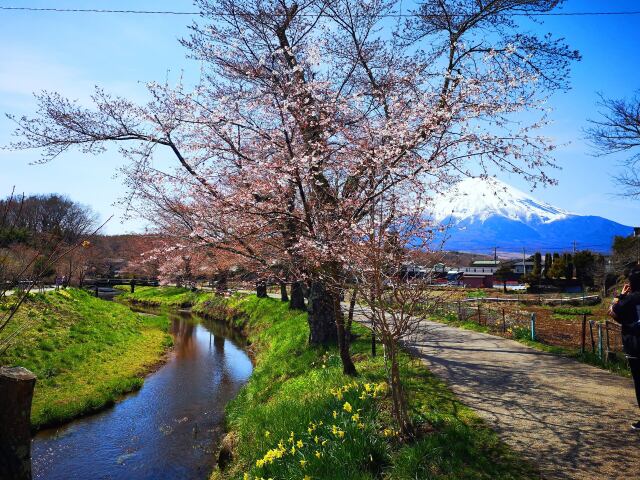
[574,250,596,287]
[549,255,566,280]
[533,252,542,277]
[543,253,553,280]
[563,253,574,280]
[494,264,513,293]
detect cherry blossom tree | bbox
[8,0,579,376]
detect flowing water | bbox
[31,308,252,480]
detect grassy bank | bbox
[123,287,534,479]
[117,285,209,308]
[0,288,171,429]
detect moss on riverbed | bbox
[0,288,171,430]
[123,287,536,479]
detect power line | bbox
[1,6,640,18]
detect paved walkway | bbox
[401,319,640,479]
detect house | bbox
[461,260,500,274]
[503,260,537,276]
[462,272,494,288]
[460,260,499,288]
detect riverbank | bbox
[0,288,171,430]
[123,287,535,479]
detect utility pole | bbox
[573,240,577,255]
[522,247,526,275]
[494,246,498,264]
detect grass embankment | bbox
[0,288,171,429]
[123,287,535,479]
[117,285,208,308]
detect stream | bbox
[31,307,253,480]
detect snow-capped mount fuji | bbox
[432,178,633,253]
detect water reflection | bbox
[32,310,252,480]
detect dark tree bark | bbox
[215,271,228,295]
[346,285,358,343]
[289,281,306,310]
[0,367,36,480]
[387,342,413,436]
[279,282,289,302]
[333,293,357,376]
[307,281,338,344]
[130,279,135,294]
[256,281,268,298]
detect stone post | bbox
[0,366,36,480]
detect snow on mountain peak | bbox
[431,177,571,224]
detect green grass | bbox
[118,285,211,308]
[189,295,533,480]
[0,288,171,429]
[551,307,593,316]
[465,290,487,299]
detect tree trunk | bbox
[215,271,228,295]
[256,281,268,298]
[307,281,338,344]
[280,282,289,302]
[387,343,413,436]
[289,281,306,310]
[333,293,357,376]
[346,285,358,343]
[0,366,36,480]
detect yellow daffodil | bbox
[343,402,352,413]
[332,410,337,419]
[314,435,319,444]
[315,451,322,459]
[297,439,303,448]
[264,431,270,438]
[351,413,360,422]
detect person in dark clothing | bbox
[609,266,640,430]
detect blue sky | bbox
[1,0,639,234]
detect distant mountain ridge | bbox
[432,178,633,253]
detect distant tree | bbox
[0,194,96,247]
[543,252,553,280]
[612,235,639,270]
[533,252,542,276]
[494,264,513,293]
[573,250,596,289]
[563,253,574,280]
[549,255,566,280]
[587,92,640,197]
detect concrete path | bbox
[402,319,640,480]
